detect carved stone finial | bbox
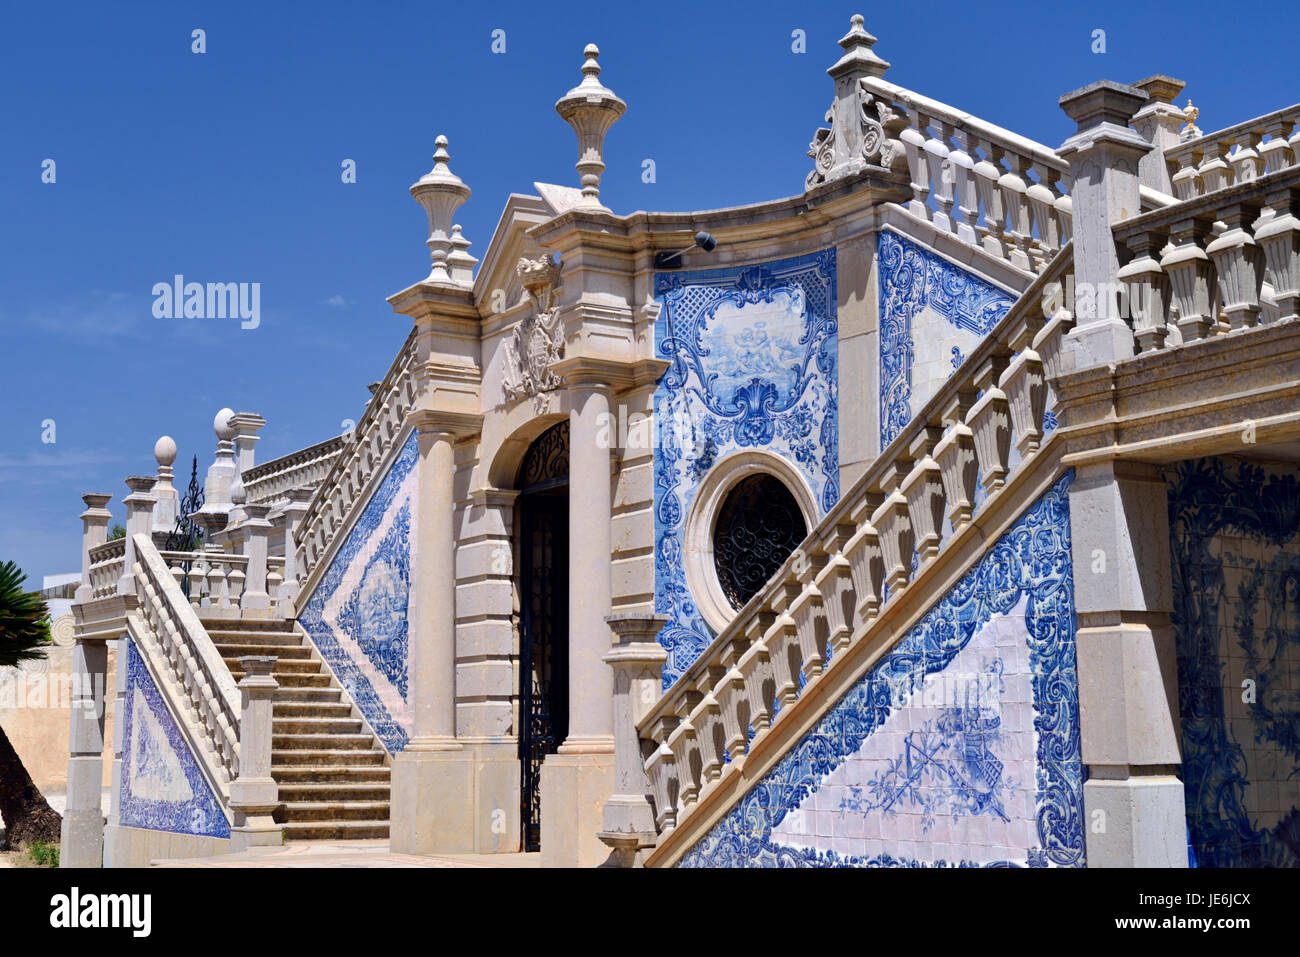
[446,223,478,286]
[1180,99,1202,142]
[828,14,889,81]
[410,134,472,285]
[555,43,626,211]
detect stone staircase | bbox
[207,620,391,840]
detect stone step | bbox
[256,672,333,689]
[273,716,364,735]
[272,766,391,785]
[277,783,390,803]
[276,801,391,823]
[211,642,314,660]
[273,733,375,751]
[272,748,387,767]
[205,627,301,641]
[225,657,320,675]
[273,687,344,704]
[272,701,355,719]
[282,821,389,841]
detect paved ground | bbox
[152,840,542,868]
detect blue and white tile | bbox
[119,638,230,839]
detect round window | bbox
[711,473,808,611]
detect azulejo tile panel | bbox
[678,471,1083,867]
[299,432,417,753]
[119,638,230,839]
[1166,457,1300,867]
[877,230,1014,448]
[653,250,838,685]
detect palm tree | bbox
[0,560,63,848]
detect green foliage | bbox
[26,840,59,867]
[108,523,126,540]
[0,560,50,668]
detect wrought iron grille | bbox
[712,473,807,610]
[164,455,206,597]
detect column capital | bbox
[468,487,520,509]
[552,355,669,392]
[80,493,113,522]
[1057,79,1152,156]
[410,408,482,441]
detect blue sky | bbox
[1,0,1294,585]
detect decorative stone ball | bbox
[214,407,236,440]
[154,434,178,467]
[230,478,247,505]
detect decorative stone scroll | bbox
[503,254,565,412]
[806,89,907,190]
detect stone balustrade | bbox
[635,251,1076,839]
[295,328,419,585]
[131,534,242,785]
[1114,165,1300,354]
[156,548,288,617]
[87,538,126,599]
[861,75,1073,275]
[1165,104,1300,201]
[241,435,345,505]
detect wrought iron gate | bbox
[517,422,569,852]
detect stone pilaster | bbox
[118,477,156,595]
[598,613,668,867]
[390,409,482,855]
[1070,460,1187,867]
[60,636,108,868]
[239,503,273,614]
[1057,80,1152,369]
[76,493,113,604]
[269,486,312,616]
[229,656,281,851]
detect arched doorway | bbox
[515,420,570,852]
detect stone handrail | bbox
[294,328,419,588]
[861,75,1073,275]
[130,533,241,786]
[241,435,345,505]
[636,246,1076,838]
[1165,104,1300,201]
[1114,165,1300,353]
[87,538,126,599]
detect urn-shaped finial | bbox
[410,134,472,284]
[555,44,626,211]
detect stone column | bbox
[390,410,482,855]
[239,503,273,614]
[76,493,113,604]
[229,656,281,852]
[228,412,267,476]
[1057,81,1153,369]
[597,613,668,867]
[270,486,313,616]
[1070,460,1187,867]
[118,477,156,595]
[1129,76,1187,195]
[60,636,108,868]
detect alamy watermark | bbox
[152,275,260,329]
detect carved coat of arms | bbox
[502,254,564,412]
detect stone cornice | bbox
[409,408,484,441]
[551,355,670,392]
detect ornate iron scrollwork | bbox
[712,474,807,610]
[164,455,206,597]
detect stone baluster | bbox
[689,667,726,788]
[644,715,680,832]
[187,555,205,609]
[999,152,1035,271]
[924,120,955,232]
[1026,165,1063,260]
[1198,139,1234,193]
[844,494,885,631]
[1260,118,1297,174]
[737,617,774,737]
[1117,227,1173,352]
[1229,132,1264,185]
[1206,201,1267,330]
[1000,345,1049,459]
[666,691,703,810]
[871,461,914,595]
[814,522,856,659]
[716,633,752,768]
[119,477,156,596]
[788,554,829,682]
[76,493,113,604]
[900,111,931,220]
[266,560,283,609]
[949,129,980,246]
[1169,147,1203,201]
[1161,215,1219,342]
[226,561,245,610]
[205,552,227,609]
[763,594,801,711]
[1255,183,1300,321]
[900,427,945,566]
[934,390,979,534]
[974,140,1009,260]
[229,655,281,851]
[967,352,1013,494]
[1055,193,1074,248]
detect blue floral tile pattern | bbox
[299,432,417,752]
[119,638,230,839]
[878,230,1013,448]
[678,471,1082,867]
[1166,457,1300,867]
[653,250,838,685]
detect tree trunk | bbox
[0,722,62,848]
